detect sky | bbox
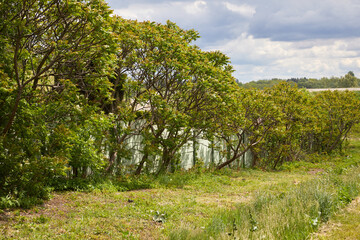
[105,0,360,83]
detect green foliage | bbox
[310,90,360,153]
[0,101,67,203]
[155,170,202,189]
[214,87,281,170]
[215,82,359,170]
[114,175,155,191]
[109,18,237,175]
[0,0,117,203]
[337,183,358,204]
[255,83,312,168]
[241,78,288,89]
[0,195,20,209]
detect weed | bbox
[315,190,335,222]
[0,195,20,209]
[33,214,48,224]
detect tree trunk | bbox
[134,152,149,175]
[157,148,172,175]
[272,150,283,169]
[216,147,250,170]
[73,167,78,178]
[106,150,117,174]
[2,87,23,136]
[106,125,125,174]
[328,128,351,153]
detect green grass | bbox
[1,140,360,239]
[169,166,360,240]
[0,171,317,239]
[168,139,360,240]
[312,197,360,240]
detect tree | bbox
[0,0,117,201]
[338,71,358,88]
[261,83,312,169]
[311,90,360,153]
[110,20,236,174]
[0,0,116,136]
[214,88,280,170]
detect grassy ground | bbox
[312,197,360,240]
[1,140,360,239]
[0,170,316,239]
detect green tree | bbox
[0,0,117,201]
[214,88,280,170]
[130,21,236,174]
[0,0,116,136]
[311,90,360,153]
[338,71,358,88]
[261,83,312,169]
[108,19,237,174]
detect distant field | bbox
[307,88,360,92]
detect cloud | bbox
[110,0,253,45]
[112,6,155,20]
[223,2,256,18]
[110,0,360,42]
[112,1,210,21]
[107,0,360,82]
[207,34,360,81]
[184,1,207,15]
[248,0,360,41]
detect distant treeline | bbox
[239,71,360,89]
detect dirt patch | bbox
[196,193,251,207]
[347,197,360,214]
[0,192,80,224]
[313,222,343,239]
[308,168,325,175]
[0,210,12,224]
[41,193,73,213]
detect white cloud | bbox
[184,1,207,15]
[107,0,360,82]
[223,2,255,18]
[112,1,209,22]
[112,7,155,20]
[112,2,169,21]
[208,35,360,81]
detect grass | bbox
[1,139,360,239]
[0,171,317,239]
[169,166,360,240]
[169,137,360,240]
[312,197,360,240]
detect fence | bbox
[121,132,254,171]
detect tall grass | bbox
[170,166,360,240]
